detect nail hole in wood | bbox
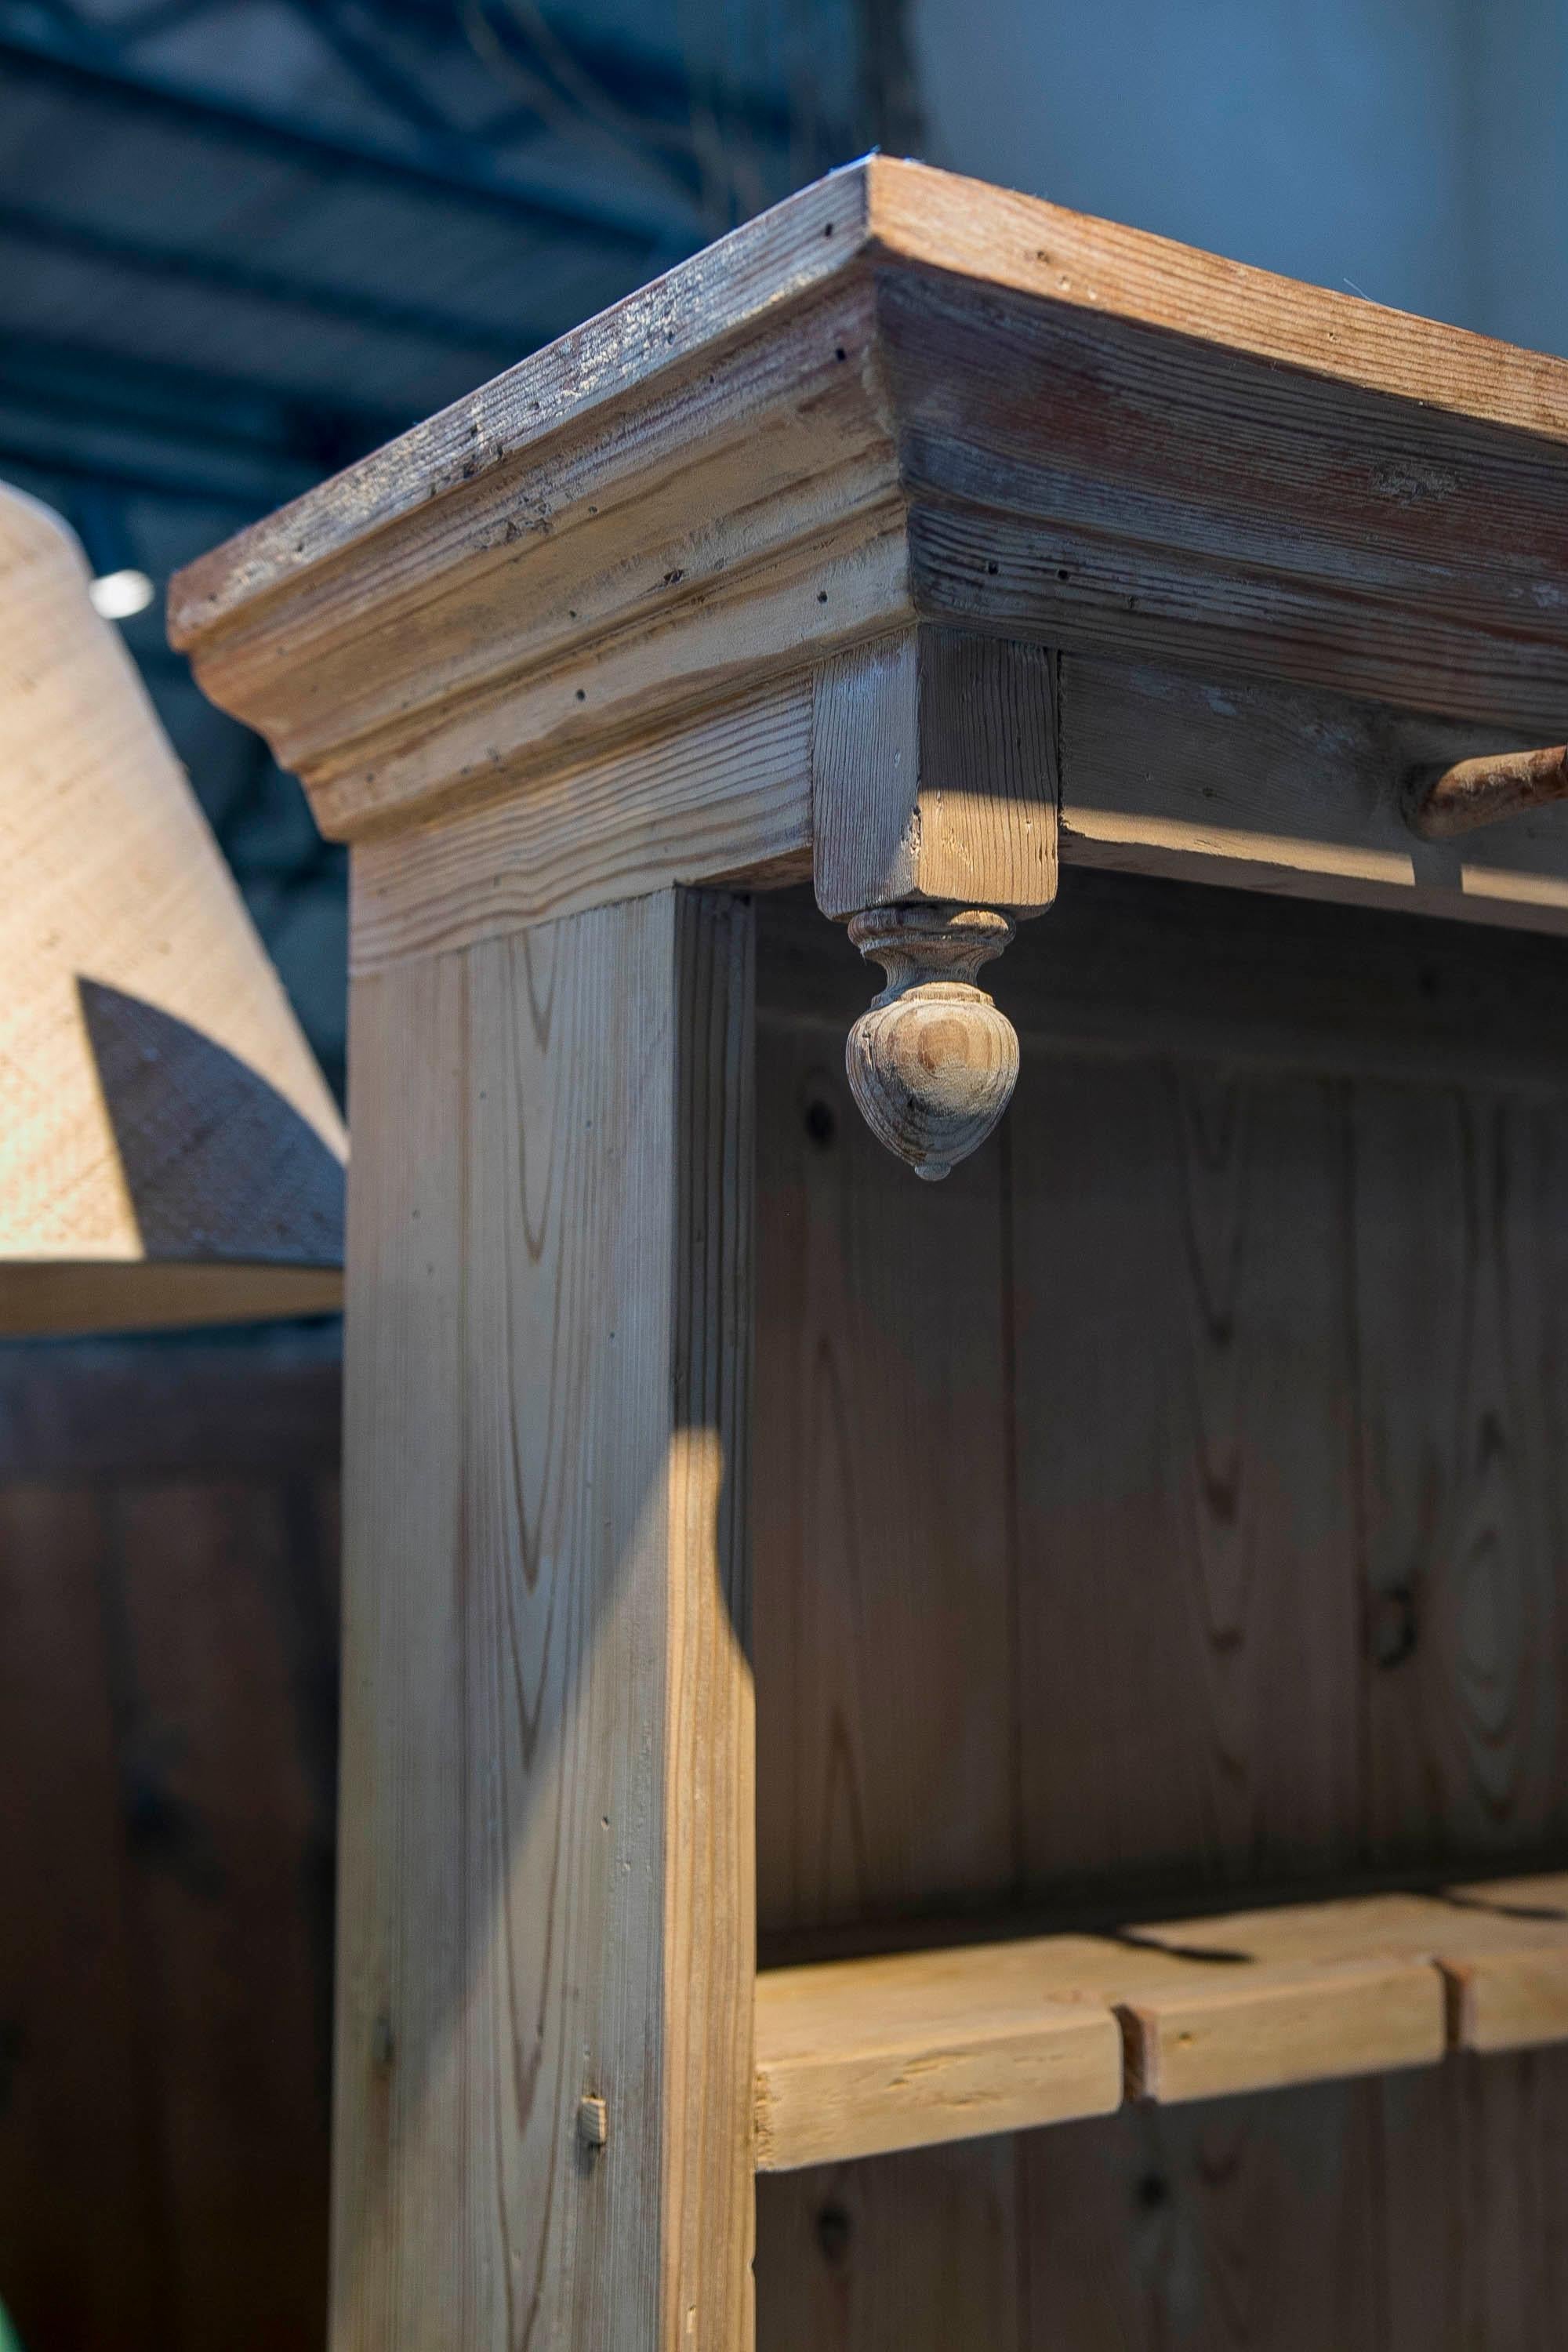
[816,2205,852,2265]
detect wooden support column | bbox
[813,625,1058,1178]
[334,885,755,2350]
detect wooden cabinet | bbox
[172,156,1568,2349]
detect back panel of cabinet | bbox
[750,873,1568,2350]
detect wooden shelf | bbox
[753,1874,1568,2172]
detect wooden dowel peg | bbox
[845,903,1020,1180]
[1405,744,1568,840]
[576,2094,609,2150]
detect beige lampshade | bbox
[0,482,346,1336]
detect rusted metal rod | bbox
[1406,743,1568,840]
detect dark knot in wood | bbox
[845,903,1019,1180]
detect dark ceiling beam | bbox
[0,198,539,362]
[0,430,312,510]
[381,0,809,147]
[0,22,686,254]
[0,332,409,509]
[0,332,405,471]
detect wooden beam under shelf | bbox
[753,1875,1568,2172]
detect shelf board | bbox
[753,1872,1568,2172]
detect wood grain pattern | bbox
[755,1882,1568,2170]
[350,677,811,975]
[757,2136,1023,2352]
[170,165,879,637]
[0,1356,340,2352]
[760,2053,1568,2352]
[170,154,1568,649]
[333,887,753,2352]
[755,1944,1120,2169]
[811,627,1058,919]
[176,275,902,841]
[751,876,1568,2350]
[174,158,1568,867]
[1346,1089,1568,1873]
[1059,655,1568,936]
[1019,2050,1568,2352]
[752,969,1015,1938]
[1125,1958,1442,2105]
[1008,1048,1365,1904]
[844,906,1021,1180]
[884,256,1568,738]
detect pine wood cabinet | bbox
[173,157,1568,2349]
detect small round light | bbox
[89,568,155,621]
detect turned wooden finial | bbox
[845,904,1020,1180]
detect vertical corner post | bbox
[332,884,757,2351]
[812,623,1058,1178]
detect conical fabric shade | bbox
[0,483,346,1335]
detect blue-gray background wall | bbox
[914,0,1568,353]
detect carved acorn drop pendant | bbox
[845,903,1020,1180]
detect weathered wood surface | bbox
[755,1880,1568,2169]
[339,646,1568,984]
[0,1345,339,2352]
[333,888,754,2352]
[1406,743,1568,842]
[350,677,812,973]
[752,874,1568,2348]
[812,627,1058,920]
[758,2054,1568,2352]
[755,1944,1122,2170]
[172,156,1568,862]
[844,906,1022,1181]
[1059,655,1568,934]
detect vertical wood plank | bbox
[753,909,1021,2352]
[332,887,754,2351]
[0,1486,168,2350]
[1348,1087,1568,1866]
[1022,2082,1392,2352]
[750,886,1568,2352]
[1007,1052,1362,1902]
[757,2140,1022,2352]
[107,1479,336,2350]
[752,996,1015,1937]
[811,626,1058,920]
[1017,2049,1568,2352]
[0,1414,340,2352]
